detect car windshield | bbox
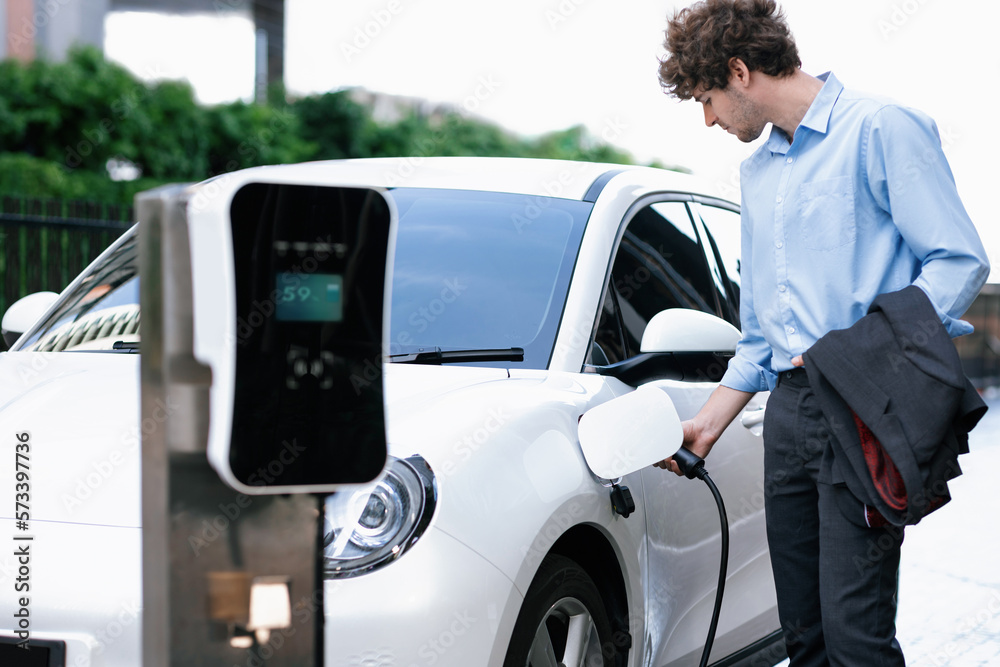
[16,188,592,368]
[387,188,590,368]
[17,232,139,352]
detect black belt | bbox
[776,366,808,387]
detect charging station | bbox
[139,175,396,666]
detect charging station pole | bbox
[139,177,395,667]
[139,187,320,666]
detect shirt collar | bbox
[764,71,844,154]
[798,71,842,135]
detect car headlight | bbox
[322,456,437,578]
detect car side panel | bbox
[638,380,777,666]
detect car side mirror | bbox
[591,308,741,385]
[1,291,59,349]
[640,308,741,354]
[577,385,683,479]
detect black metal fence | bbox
[0,196,134,317]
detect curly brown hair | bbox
[658,0,801,99]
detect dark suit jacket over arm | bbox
[803,285,987,526]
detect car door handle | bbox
[740,407,765,428]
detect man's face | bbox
[693,84,767,143]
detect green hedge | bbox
[0,153,168,204]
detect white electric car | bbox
[0,157,782,666]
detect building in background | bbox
[1,0,282,102]
[3,0,108,61]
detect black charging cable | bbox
[671,446,729,667]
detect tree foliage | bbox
[0,152,171,203]
[291,90,371,160]
[0,46,148,172]
[204,100,312,175]
[0,47,641,207]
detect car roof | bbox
[214,156,719,202]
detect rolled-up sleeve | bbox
[865,105,990,336]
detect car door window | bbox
[692,201,742,324]
[592,201,720,362]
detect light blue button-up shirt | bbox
[721,72,990,394]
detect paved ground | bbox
[776,392,1000,667]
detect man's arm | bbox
[866,105,990,332]
[654,182,770,476]
[654,384,754,476]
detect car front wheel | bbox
[503,554,616,667]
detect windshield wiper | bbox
[388,347,524,365]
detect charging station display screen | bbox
[228,183,391,489]
[275,272,344,322]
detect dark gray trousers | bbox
[764,369,906,667]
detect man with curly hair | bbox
[654,1,989,665]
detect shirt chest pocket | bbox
[797,175,857,250]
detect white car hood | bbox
[383,362,512,447]
[0,351,142,528]
[382,363,609,470]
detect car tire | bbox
[503,554,616,667]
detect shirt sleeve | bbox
[720,191,777,393]
[864,105,990,336]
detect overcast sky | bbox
[105,0,1000,278]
